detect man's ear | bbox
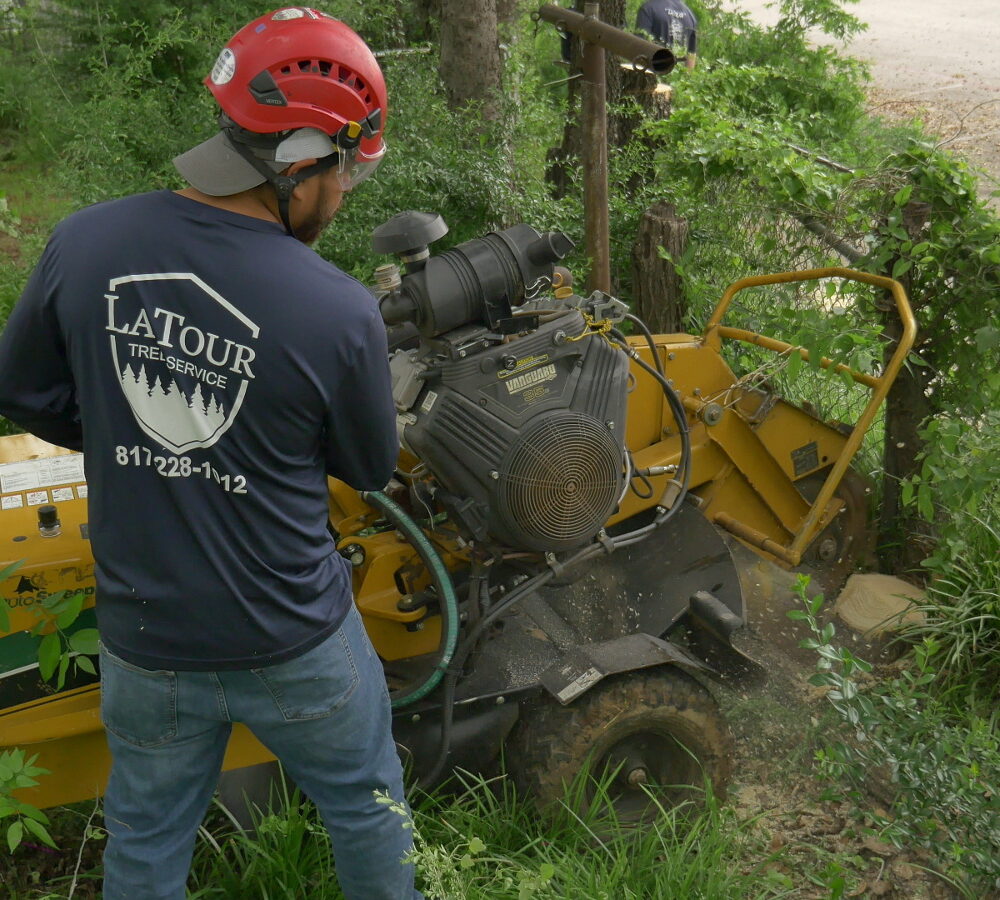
[284,158,319,177]
[276,158,320,200]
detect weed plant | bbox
[791,576,1000,895]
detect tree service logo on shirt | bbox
[104,273,259,454]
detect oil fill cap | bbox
[38,505,61,537]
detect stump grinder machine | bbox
[0,211,914,822]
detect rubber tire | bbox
[507,667,732,825]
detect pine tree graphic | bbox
[119,365,228,448]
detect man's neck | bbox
[174,186,280,225]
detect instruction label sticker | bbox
[420,390,438,413]
[498,353,550,380]
[52,487,75,502]
[0,456,86,494]
[26,490,49,506]
[554,666,603,703]
[1,495,23,510]
[791,441,820,477]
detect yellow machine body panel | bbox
[0,686,275,809]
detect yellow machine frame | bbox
[0,268,915,810]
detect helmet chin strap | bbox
[224,131,341,240]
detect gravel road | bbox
[730,0,1000,204]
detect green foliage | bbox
[21,588,97,690]
[770,0,866,43]
[789,576,1000,894]
[189,780,341,899]
[0,748,54,854]
[860,144,1000,416]
[0,572,54,854]
[898,411,1000,704]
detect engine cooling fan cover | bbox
[495,411,624,550]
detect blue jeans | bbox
[99,604,422,900]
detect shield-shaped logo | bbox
[105,273,259,454]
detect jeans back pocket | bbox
[251,625,360,722]
[99,645,178,748]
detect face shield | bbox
[335,138,386,191]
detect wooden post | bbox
[581,0,610,293]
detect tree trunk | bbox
[439,0,502,121]
[878,200,934,577]
[631,201,688,333]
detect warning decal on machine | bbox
[791,441,820,477]
[0,456,86,494]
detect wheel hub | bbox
[626,767,649,787]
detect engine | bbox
[374,212,630,552]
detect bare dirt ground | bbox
[730,0,1000,206]
[719,544,961,899]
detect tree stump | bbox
[631,201,688,333]
[618,65,671,146]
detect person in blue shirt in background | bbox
[637,0,699,70]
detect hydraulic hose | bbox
[624,312,664,375]
[610,327,692,536]
[361,490,460,708]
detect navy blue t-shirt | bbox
[636,0,698,58]
[0,191,398,670]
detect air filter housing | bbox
[401,312,629,551]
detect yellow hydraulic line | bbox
[703,267,917,564]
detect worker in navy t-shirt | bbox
[637,0,699,70]
[0,9,422,900]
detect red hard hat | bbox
[205,7,387,164]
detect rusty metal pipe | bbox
[536,4,676,73]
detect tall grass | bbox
[187,772,784,900]
[905,513,1000,707]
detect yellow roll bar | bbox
[702,268,917,565]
